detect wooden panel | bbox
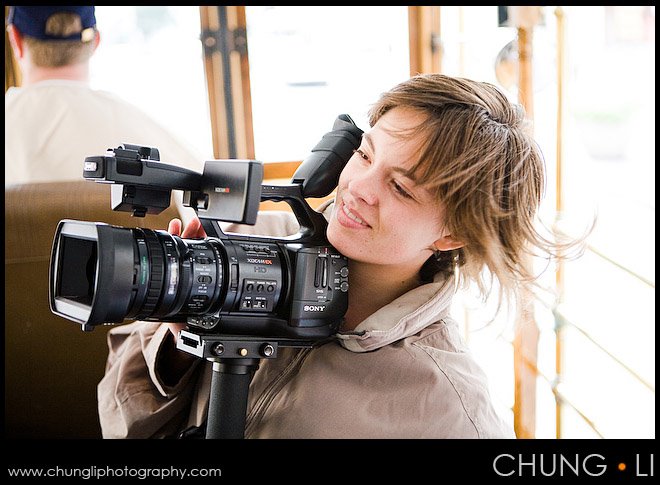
[263,160,301,180]
[408,6,441,75]
[199,6,254,159]
[200,6,228,159]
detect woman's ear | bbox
[432,234,464,252]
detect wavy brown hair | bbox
[369,74,584,310]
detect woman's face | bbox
[327,107,452,270]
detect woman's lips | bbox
[336,201,371,229]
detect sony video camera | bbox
[49,115,363,353]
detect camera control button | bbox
[340,282,349,292]
[314,258,322,287]
[322,259,328,287]
[230,264,239,289]
[198,275,212,284]
[340,267,349,277]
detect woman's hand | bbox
[167,217,207,239]
[156,217,209,385]
[165,217,207,341]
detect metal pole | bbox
[553,6,566,440]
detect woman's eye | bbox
[393,181,413,199]
[355,149,370,161]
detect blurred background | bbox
[5,6,654,439]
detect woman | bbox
[99,74,566,438]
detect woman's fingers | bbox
[181,217,207,239]
[168,218,207,238]
[167,218,182,236]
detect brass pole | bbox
[512,6,541,439]
[553,6,566,439]
[517,26,534,122]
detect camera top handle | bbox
[197,114,362,243]
[200,114,362,243]
[82,114,363,241]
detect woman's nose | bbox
[347,169,379,206]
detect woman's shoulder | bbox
[403,320,515,438]
[405,320,489,395]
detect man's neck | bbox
[341,259,423,332]
[21,63,90,86]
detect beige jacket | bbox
[98,204,515,439]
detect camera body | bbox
[49,115,363,345]
[51,219,349,340]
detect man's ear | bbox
[93,30,101,51]
[432,234,464,252]
[7,25,24,59]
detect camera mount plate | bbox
[176,329,315,361]
[176,329,317,439]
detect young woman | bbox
[98,74,567,438]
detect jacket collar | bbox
[336,273,455,352]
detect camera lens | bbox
[56,236,97,306]
[125,228,227,322]
[51,221,229,328]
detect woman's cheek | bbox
[326,215,342,249]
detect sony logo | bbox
[303,305,326,312]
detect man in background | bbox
[5,6,203,220]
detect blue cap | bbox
[7,6,96,42]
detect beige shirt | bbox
[98,206,515,439]
[5,80,205,222]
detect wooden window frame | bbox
[199,6,254,160]
[408,6,441,76]
[201,6,441,176]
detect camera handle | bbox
[200,183,330,246]
[206,357,260,439]
[177,330,315,439]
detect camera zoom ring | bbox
[141,232,165,318]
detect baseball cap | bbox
[7,6,96,42]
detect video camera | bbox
[49,115,363,357]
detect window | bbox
[244,6,410,162]
[91,6,214,158]
[555,5,655,438]
[441,6,655,438]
